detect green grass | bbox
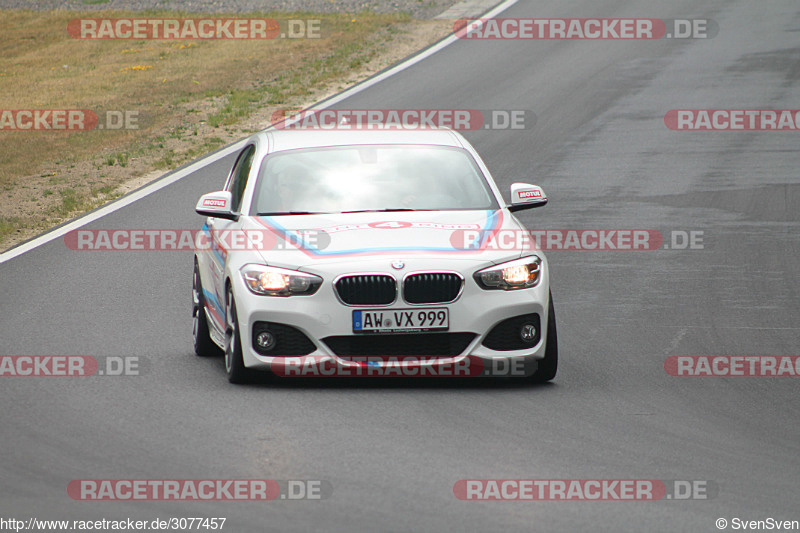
[58,189,80,216]
[0,216,23,243]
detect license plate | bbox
[353,308,449,333]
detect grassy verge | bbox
[0,9,450,251]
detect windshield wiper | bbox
[256,211,329,216]
[339,208,421,214]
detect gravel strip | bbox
[0,0,464,19]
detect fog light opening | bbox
[255,331,276,351]
[520,323,537,343]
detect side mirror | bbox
[195,191,238,220]
[508,183,547,212]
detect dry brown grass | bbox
[0,9,447,249]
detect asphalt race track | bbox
[1,0,799,531]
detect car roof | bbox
[260,128,466,153]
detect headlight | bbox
[474,256,542,290]
[241,264,322,296]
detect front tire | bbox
[193,260,222,358]
[530,291,558,383]
[224,286,255,384]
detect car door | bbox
[204,144,256,334]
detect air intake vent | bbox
[322,332,476,356]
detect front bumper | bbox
[230,257,551,376]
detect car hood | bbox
[243,210,533,269]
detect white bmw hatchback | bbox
[192,128,557,383]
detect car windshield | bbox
[250,144,499,215]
